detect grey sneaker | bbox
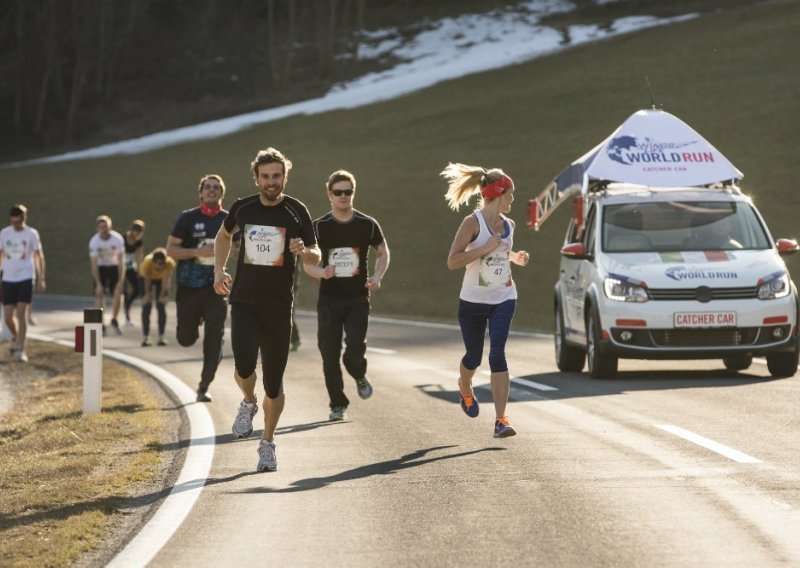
[257,439,277,472]
[232,399,258,438]
[110,319,122,336]
[355,376,373,399]
[329,406,347,421]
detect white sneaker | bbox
[17,351,28,363]
[232,399,258,439]
[125,319,135,327]
[257,439,277,472]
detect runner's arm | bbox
[298,243,321,266]
[34,249,46,292]
[366,241,390,290]
[166,235,202,260]
[90,255,100,285]
[213,226,233,295]
[447,216,498,270]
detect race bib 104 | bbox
[479,251,511,287]
[244,224,285,266]
[329,247,360,277]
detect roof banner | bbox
[554,109,743,193]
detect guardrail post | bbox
[83,308,103,415]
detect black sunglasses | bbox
[331,189,354,197]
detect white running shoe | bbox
[257,439,277,472]
[232,399,258,439]
[17,351,28,363]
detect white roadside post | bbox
[83,308,103,415]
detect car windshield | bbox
[602,201,772,253]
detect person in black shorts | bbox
[166,174,229,403]
[1,204,46,362]
[303,170,390,422]
[214,147,320,473]
[88,215,125,336]
[123,220,145,326]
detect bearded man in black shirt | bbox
[213,147,321,473]
[303,170,390,422]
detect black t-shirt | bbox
[314,210,385,298]
[224,194,316,306]
[170,207,228,288]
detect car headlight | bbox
[604,277,649,303]
[757,272,791,300]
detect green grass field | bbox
[2,0,798,332]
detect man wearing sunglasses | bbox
[304,170,390,422]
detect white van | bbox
[529,109,798,379]
[553,183,799,378]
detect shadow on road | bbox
[415,368,789,406]
[235,445,505,494]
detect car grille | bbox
[648,286,758,301]
[650,327,759,347]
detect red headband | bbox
[480,176,513,200]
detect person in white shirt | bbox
[0,204,45,362]
[89,215,125,335]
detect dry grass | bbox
[0,342,171,567]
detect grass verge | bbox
[0,341,175,567]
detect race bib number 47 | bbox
[479,252,511,287]
[244,224,285,266]
[329,247,360,277]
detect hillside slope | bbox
[1,0,797,332]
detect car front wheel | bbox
[586,311,617,379]
[766,345,799,378]
[555,302,585,372]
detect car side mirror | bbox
[561,242,589,259]
[776,238,799,256]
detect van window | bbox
[602,201,771,253]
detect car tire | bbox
[766,346,799,378]
[586,311,617,379]
[723,354,752,371]
[554,302,585,372]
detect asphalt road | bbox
[29,297,800,567]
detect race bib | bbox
[243,224,285,266]
[96,246,117,262]
[4,240,26,260]
[196,238,215,266]
[329,247,360,277]
[479,251,511,287]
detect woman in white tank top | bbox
[442,163,530,439]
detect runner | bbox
[214,147,320,472]
[0,204,45,362]
[303,169,390,422]
[123,220,146,326]
[441,163,530,438]
[166,174,229,403]
[139,247,176,347]
[89,215,125,336]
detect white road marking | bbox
[29,333,215,567]
[480,369,559,391]
[655,424,762,464]
[367,346,396,354]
